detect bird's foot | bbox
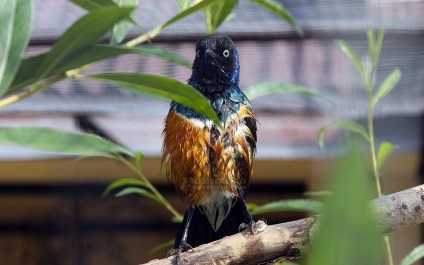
[167,242,193,265]
[239,218,267,235]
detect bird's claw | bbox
[239,220,256,234]
[239,219,267,235]
[167,242,193,265]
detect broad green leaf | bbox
[318,120,369,149]
[250,199,324,215]
[376,141,397,172]
[177,0,195,11]
[110,0,139,44]
[70,0,119,11]
[0,0,32,97]
[0,127,133,156]
[307,148,383,265]
[243,82,327,101]
[6,52,45,95]
[401,244,424,265]
[103,177,148,197]
[248,0,303,36]
[135,151,145,170]
[84,73,221,125]
[149,239,175,254]
[336,40,367,83]
[70,0,138,25]
[35,7,134,82]
[204,0,238,34]
[371,68,401,107]
[134,46,192,69]
[115,187,165,206]
[7,44,191,95]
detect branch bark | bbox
[143,184,424,265]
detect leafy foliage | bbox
[401,244,424,265]
[318,120,369,149]
[35,7,135,83]
[243,82,325,101]
[307,148,383,265]
[0,127,132,156]
[0,0,32,97]
[318,28,401,265]
[250,199,325,215]
[248,0,303,36]
[83,73,221,125]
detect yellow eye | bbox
[223,49,230,57]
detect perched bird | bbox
[162,34,258,258]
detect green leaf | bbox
[307,147,383,265]
[376,141,397,172]
[336,40,367,83]
[0,127,133,156]
[84,73,221,125]
[177,0,195,11]
[161,0,221,29]
[134,46,192,69]
[243,82,328,102]
[110,0,139,44]
[70,0,119,11]
[149,239,175,254]
[318,120,370,149]
[371,68,401,107]
[103,177,148,197]
[368,28,385,71]
[35,7,134,82]
[69,0,138,27]
[248,0,303,36]
[250,199,324,215]
[115,187,165,206]
[124,0,221,48]
[6,52,46,95]
[7,44,191,95]
[0,0,32,97]
[303,190,333,197]
[401,244,424,265]
[135,151,145,170]
[204,0,238,34]
[367,28,375,62]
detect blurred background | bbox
[0,0,423,264]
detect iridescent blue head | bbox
[190,34,240,90]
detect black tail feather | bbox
[174,199,248,248]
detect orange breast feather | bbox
[162,106,256,205]
[162,110,212,205]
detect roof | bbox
[1,0,423,160]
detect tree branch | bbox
[143,184,424,265]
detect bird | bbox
[162,34,258,260]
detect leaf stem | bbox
[116,155,183,221]
[0,74,66,109]
[366,29,393,265]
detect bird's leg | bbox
[237,188,266,235]
[237,195,256,234]
[168,207,195,264]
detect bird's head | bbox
[191,34,240,87]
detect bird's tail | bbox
[174,199,248,248]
